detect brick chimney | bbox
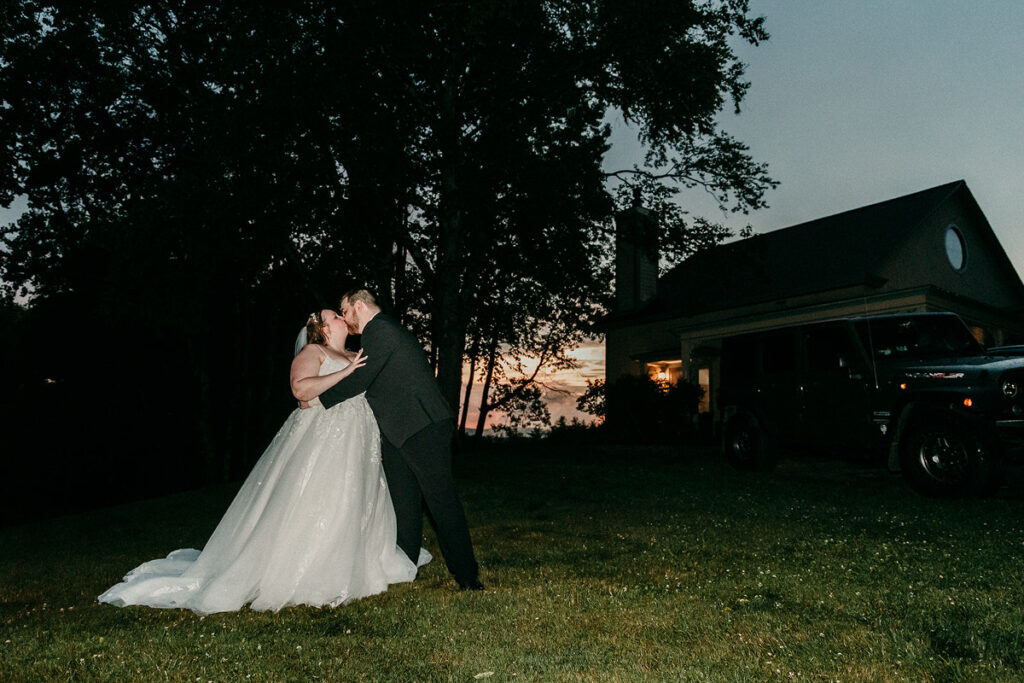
[614,191,658,312]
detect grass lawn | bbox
[2,444,1023,681]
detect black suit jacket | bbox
[319,313,453,447]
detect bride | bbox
[98,310,429,614]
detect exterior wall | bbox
[671,285,931,358]
[677,290,936,430]
[614,206,659,312]
[608,285,972,397]
[673,288,1024,428]
[607,186,1024,432]
[910,289,1024,345]
[880,193,1023,309]
[605,316,683,381]
[609,290,1024,431]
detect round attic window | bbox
[945,225,966,271]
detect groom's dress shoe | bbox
[458,578,485,591]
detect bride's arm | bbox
[290,346,367,402]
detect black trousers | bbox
[381,420,479,583]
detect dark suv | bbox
[719,312,1024,497]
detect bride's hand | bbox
[344,349,368,376]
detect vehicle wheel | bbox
[899,414,1001,497]
[722,412,776,471]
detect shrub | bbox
[571,375,703,444]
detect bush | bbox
[613,375,702,443]
[568,375,704,445]
[546,416,607,446]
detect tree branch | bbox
[603,167,725,193]
[395,228,436,283]
[481,336,556,413]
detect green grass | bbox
[2,445,1023,681]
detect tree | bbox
[1,2,773,494]
[0,5,336,483]
[587,374,703,443]
[576,378,607,422]
[327,0,774,413]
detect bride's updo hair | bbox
[305,311,328,346]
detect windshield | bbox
[854,316,983,360]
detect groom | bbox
[318,288,483,590]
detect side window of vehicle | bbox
[805,324,856,373]
[761,331,796,376]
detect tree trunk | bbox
[434,266,468,411]
[459,333,480,436]
[473,335,499,439]
[432,78,469,411]
[391,236,407,321]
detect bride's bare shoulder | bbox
[296,344,326,362]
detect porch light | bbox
[963,397,973,408]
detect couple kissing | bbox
[99,288,482,615]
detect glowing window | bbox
[698,367,711,414]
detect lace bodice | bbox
[306,353,350,408]
[319,354,351,375]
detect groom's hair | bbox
[341,287,379,310]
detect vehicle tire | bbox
[898,413,1001,497]
[722,412,776,472]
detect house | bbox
[604,180,1024,428]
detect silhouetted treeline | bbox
[1,3,775,523]
[0,280,322,524]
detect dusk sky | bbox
[610,0,1024,253]
[5,1,1023,429]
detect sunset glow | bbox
[459,340,605,432]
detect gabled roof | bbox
[624,180,971,323]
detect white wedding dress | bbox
[99,354,428,615]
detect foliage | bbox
[576,377,607,420]
[562,374,705,444]
[546,416,606,446]
[611,176,756,272]
[3,447,1024,680]
[446,0,776,416]
[603,374,703,443]
[486,382,552,438]
[464,295,603,437]
[0,4,345,486]
[0,2,775,488]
